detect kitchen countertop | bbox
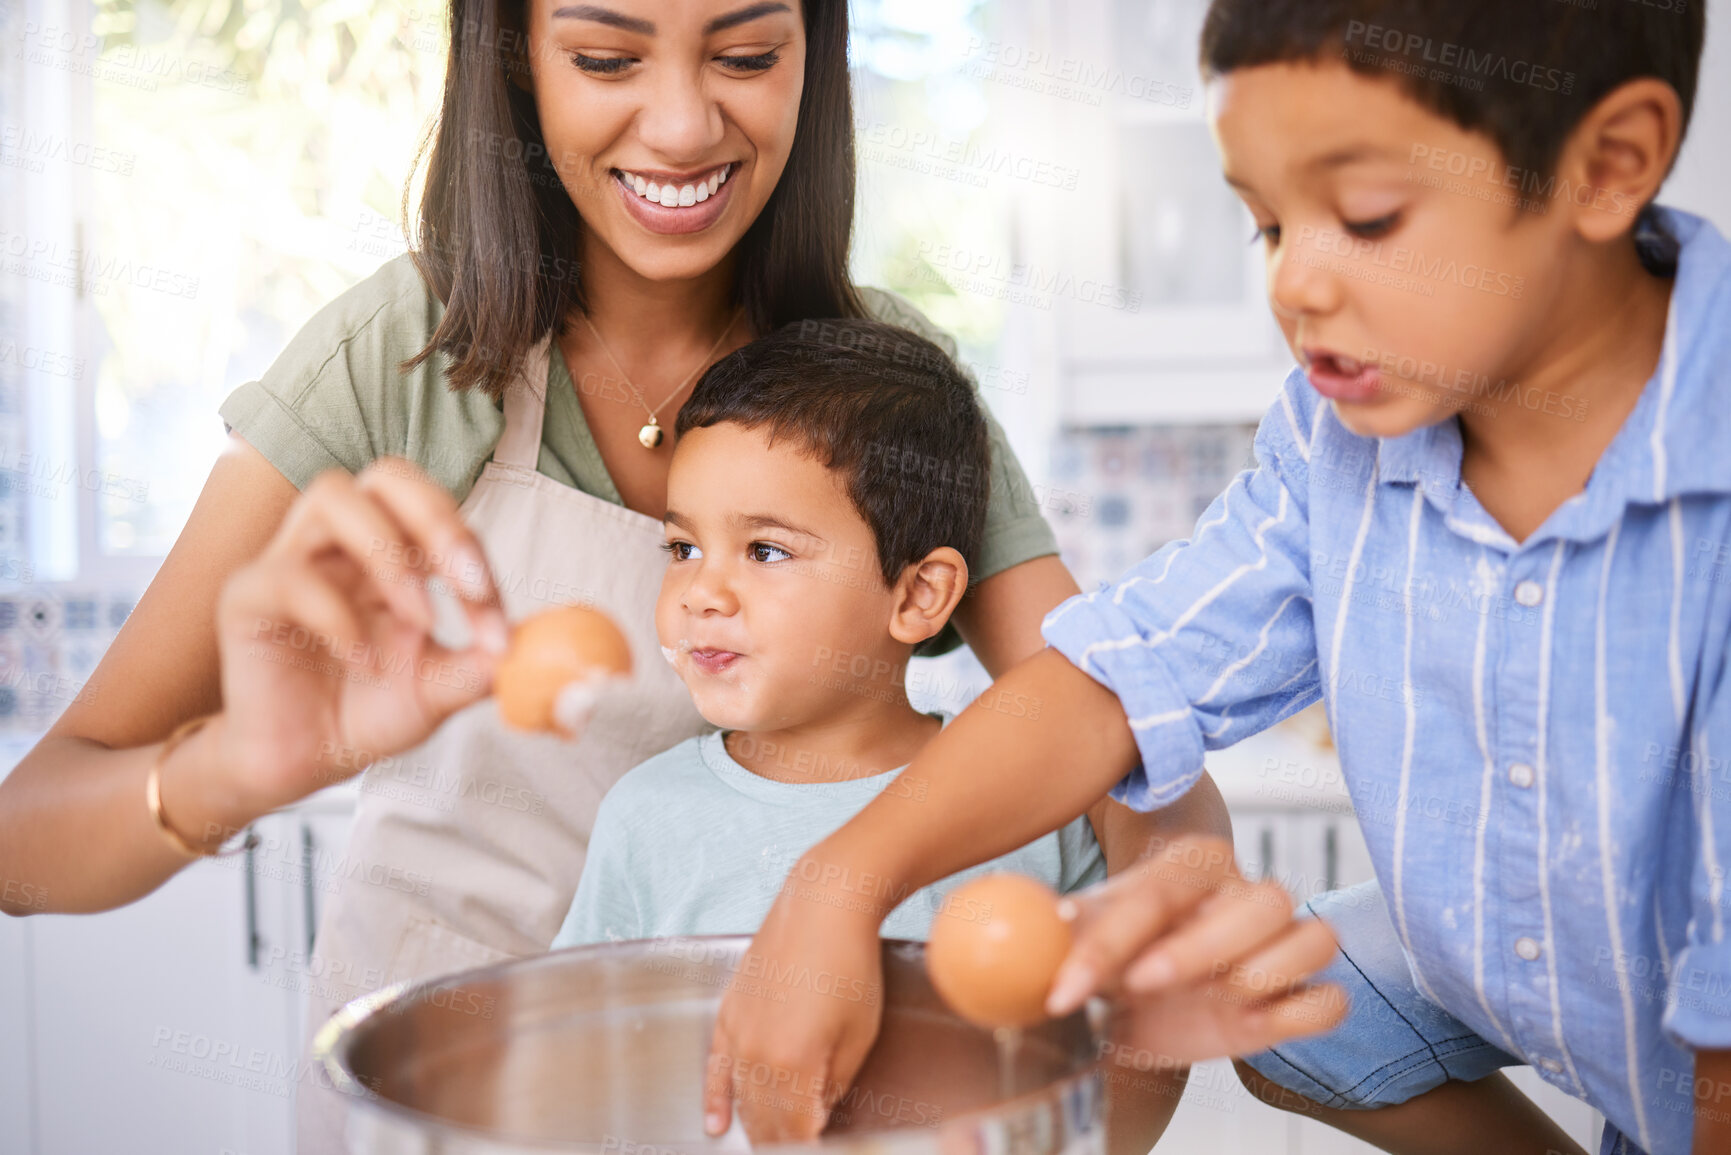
[3,709,1354,820]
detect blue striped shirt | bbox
[1041,207,1731,1154]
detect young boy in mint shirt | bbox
[705,3,1731,1153]
[550,319,1110,948]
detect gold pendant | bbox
[638,420,664,449]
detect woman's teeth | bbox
[618,165,730,208]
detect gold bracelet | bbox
[146,715,257,859]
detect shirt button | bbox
[1515,937,1543,961]
[1538,1057,1564,1075]
[1514,580,1544,607]
[1508,762,1535,789]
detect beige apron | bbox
[296,334,713,1151]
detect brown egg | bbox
[494,605,632,736]
[925,873,1072,1029]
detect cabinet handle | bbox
[301,822,317,956]
[243,827,260,970]
[1324,824,1338,893]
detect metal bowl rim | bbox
[311,935,1105,1152]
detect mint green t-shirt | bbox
[551,719,1106,947]
[217,255,1059,658]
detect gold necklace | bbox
[580,307,743,449]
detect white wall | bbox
[1665,0,1730,223]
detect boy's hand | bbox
[704,887,885,1142]
[1048,834,1348,1059]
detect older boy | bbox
[707,4,1729,1153]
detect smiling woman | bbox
[412,0,861,401]
[0,0,1227,1148]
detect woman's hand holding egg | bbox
[214,458,509,815]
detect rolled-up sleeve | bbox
[1664,643,1731,1050]
[1040,377,1322,810]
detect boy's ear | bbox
[1556,77,1684,245]
[886,547,971,647]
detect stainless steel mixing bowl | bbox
[313,936,1105,1155]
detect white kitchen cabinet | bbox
[23,815,300,1155]
[0,891,33,1153]
[0,775,360,1155]
[1031,0,1296,428]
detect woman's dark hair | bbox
[401,0,867,398]
[676,319,991,588]
[1200,0,1705,183]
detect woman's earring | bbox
[504,28,535,93]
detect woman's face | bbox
[523,0,807,284]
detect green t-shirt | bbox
[218,254,1058,657]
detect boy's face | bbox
[1211,59,1580,439]
[656,423,906,731]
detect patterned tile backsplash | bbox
[0,427,1256,737]
[1046,423,1260,593]
[0,589,134,733]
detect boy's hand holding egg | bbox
[495,605,633,737]
[1042,836,1350,1064]
[926,846,1349,1061]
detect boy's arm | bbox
[835,370,1318,893]
[964,552,1236,852]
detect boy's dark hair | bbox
[676,318,990,590]
[1200,0,1705,184]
